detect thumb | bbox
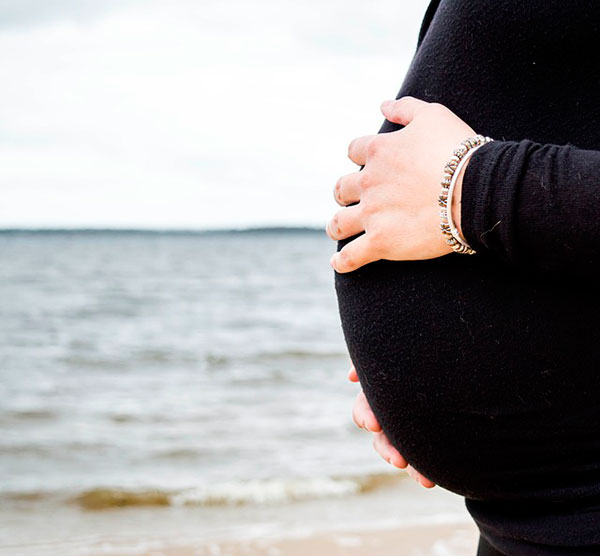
[380,96,431,126]
[348,366,359,383]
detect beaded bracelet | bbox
[439,134,494,254]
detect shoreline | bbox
[1,475,476,556]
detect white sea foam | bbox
[172,476,365,506]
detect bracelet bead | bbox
[439,134,494,255]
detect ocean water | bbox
[0,230,470,555]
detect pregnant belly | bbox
[335,253,600,502]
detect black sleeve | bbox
[460,139,600,276]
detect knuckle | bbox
[394,96,413,112]
[334,177,350,207]
[347,138,357,159]
[367,228,384,249]
[329,215,340,239]
[358,171,373,189]
[325,219,333,239]
[428,102,447,115]
[366,142,378,159]
[334,178,343,203]
[338,249,354,271]
[360,200,376,218]
[366,136,384,159]
[394,96,409,109]
[367,224,382,241]
[327,216,337,239]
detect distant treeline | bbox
[0,227,324,236]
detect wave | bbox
[59,349,201,371]
[170,472,403,508]
[4,472,406,511]
[75,489,171,510]
[205,349,347,368]
[253,350,348,362]
[0,408,58,423]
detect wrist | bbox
[451,159,468,243]
[439,135,492,255]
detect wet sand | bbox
[92,522,479,556]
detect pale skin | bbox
[349,365,436,488]
[328,96,477,488]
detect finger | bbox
[419,476,436,489]
[334,172,363,207]
[330,233,379,273]
[352,391,381,432]
[347,134,377,166]
[348,366,359,383]
[373,432,408,468]
[407,465,436,489]
[351,391,365,429]
[326,205,364,241]
[352,390,381,433]
[407,465,418,482]
[371,433,437,488]
[380,96,431,126]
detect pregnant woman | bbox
[327,1,600,554]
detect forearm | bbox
[458,139,600,275]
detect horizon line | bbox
[0,225,325,234]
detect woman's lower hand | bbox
[327,96,476,273]
[349,366,435,489]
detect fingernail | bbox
[380,99,394,111]
[364,423,371,432]
[330,254,336,268]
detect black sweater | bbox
[335,1,600,554]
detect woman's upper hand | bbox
[349,367,435,489]
[327,96,476,273]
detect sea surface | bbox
[0,230,470,555]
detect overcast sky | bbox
[0,0,430,229]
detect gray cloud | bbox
[0,0,430,229]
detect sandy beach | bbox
[91,523,479,556]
